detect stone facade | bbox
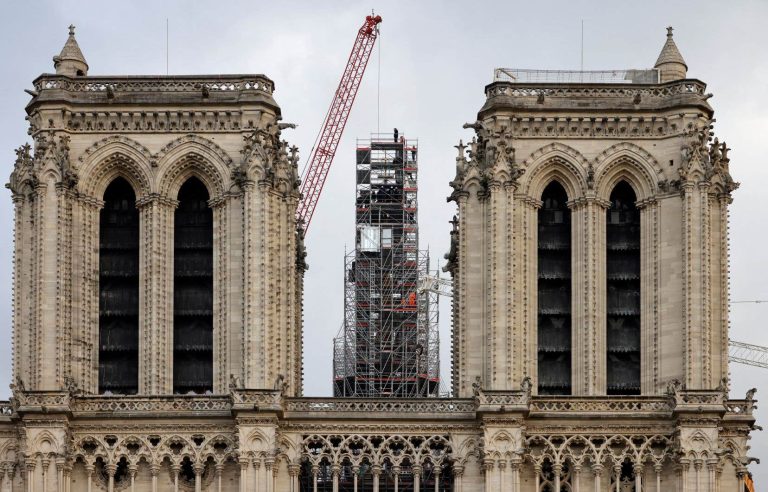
[0,27,756,492]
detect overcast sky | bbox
[1,0,766,483]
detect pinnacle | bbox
[654,25,687,70]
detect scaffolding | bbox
[332,132,440,397]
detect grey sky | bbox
[1,0,766,483]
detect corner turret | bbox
[53,25,88,77]
[654,26,687,82]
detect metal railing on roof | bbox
[493,68,660,84]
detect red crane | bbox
[296,13,382,232]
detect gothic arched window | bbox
[537,181,572,395]
[606,181,641,395]
[173,177,213,394]
[99,177,140,394]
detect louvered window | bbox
[537,182,571,395]
[173,178,213,394]
[606,181,641,395]
[99,178,139,394]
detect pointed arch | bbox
[522,144,588,201]
[79,137,154,199]
[156,135,233,199]
[595,143,661,201]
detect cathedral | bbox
[0,24,757,491]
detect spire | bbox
[654,26,687,82]
[53,25,89,77]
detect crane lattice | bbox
[296,14,382,232]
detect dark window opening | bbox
[173,177,213,394]
[537,181,571,395]
[298,459,453,491]
[99,177,139,394]
[606,181,641,395]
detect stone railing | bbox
[33,75,274,95]
[0,401,12,416]
[485,80,706,100]
[724,399,755,416]
[70,395,232,415]
[529,396,673,416]
[284,398,476,415]
[14,391,70,411]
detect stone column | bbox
[171,463,180,492]
[510,460,520,492]
[613,464,621,492]
[214,463,224,492]
[106,463,116,492]
[352,465,359,492]
[24,458,35,492]
[554,463,562,492]
[240,459,250,492]
[371,465,381,492]
[311,465,318,492]
[150,464,160,492]
[572,464,581,492]
[136,195,177,393]
[653,463,662,492]
[498,460,506,492]
[288,464,300,492]
[483,459,495,492]
[194,463,204,492]
[533,463,541,492]
[433,467,440,492]
[265,459,275,492]
[85,463,93,492]
[129,464,138,492]
[55,457,65,492]
[332,464,340,492]
[592,464,602,492]
[413,465,422,492]
[253,459,261,492]
[633,464,643,492]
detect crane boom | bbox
[296,14,382,231]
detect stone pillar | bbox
[413,465,422,492]
[433,467,440,492]
[265,459,274,492]
[136,195,177,393]
[41,457,50,492]
[371,465,381,492]
[55,457,65,492]
[510,460,520,492]
[288,464,300,492]
[613,464,621,492]
[653,463,662,492]
[633,464,643,492]
[253,459,261,492]
[498,460,506,492]
[85,463,93,492]
[572,464,581,492]
[554,463,562,492]
[240,459,250,492]
[483,459,494,492]
[129,464,138,492]
[311,465,318,492]
[171,463,180,492]
[534,464,541,492]
[106,462,116,492]
[332,464,340,492]
[150,464,160,492]
[352,465,359,492]
[592,464,602,492]
[194,463,204,492]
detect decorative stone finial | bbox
[53,24,89,77]
[654,25,687,82]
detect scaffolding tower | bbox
[333,132,440,397]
